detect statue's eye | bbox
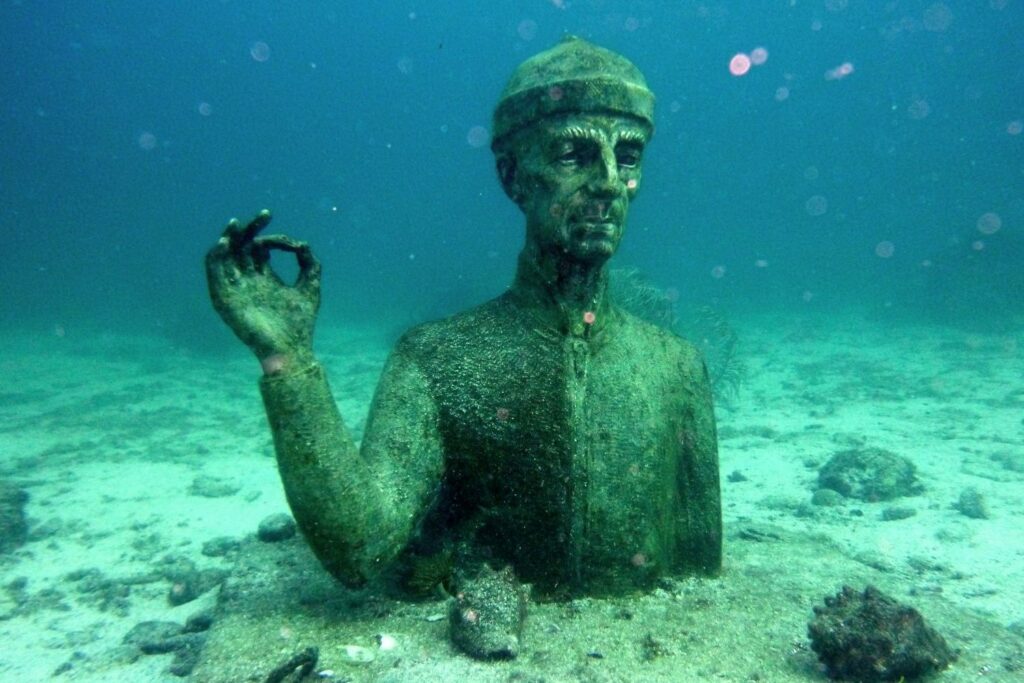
[617,148,642,169]
[557,150,579,166]
[556,139,597,167]
[557,143,586,166]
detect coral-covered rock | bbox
[818,448,922,502]
[449,564,528,660]
[808,585,955,681]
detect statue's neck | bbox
[511,245,613,333]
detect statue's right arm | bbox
[259,344,442,587]
[204,211,443,586]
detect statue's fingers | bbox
[249,237,272,271]
[205,236,230,268]
[252,233,294,269]
[214,218,255,272]
[204,243,243,297]
[294,243,321,299]
[220,217,241,239]
[254,234,305,255]
[253,235,321,296]
[219,218,248,252]
[241,209,272,243]
[217,211,269,270]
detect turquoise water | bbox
[2,1,1019,336]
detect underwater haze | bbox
[2,0,1020,338]
[3,2,1024,682]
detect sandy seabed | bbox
[1,312,1022,682]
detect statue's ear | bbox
[496,154,521,204]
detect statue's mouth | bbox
[581,201,610,220]
[579,201,611,221]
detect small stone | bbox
[881,506,917,521]
[167,634,205,676]
[185,609,215,633]
[811,489,845,507]
[188,475,240,498]
[449,564,527,660]
[201,536,241,557]
[164,567,227,606]
[376,633,398,651]
[339,644,375,665]
[122,621,184,652]
[0,482,29,553]
[954,488,988,519]
[257,513,297,542]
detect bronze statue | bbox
[206,36,721,659]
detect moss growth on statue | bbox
[206,36,722,659]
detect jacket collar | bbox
[507,250,618,341]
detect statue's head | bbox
[492,36,655,265]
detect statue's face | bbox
[509,113,647,265]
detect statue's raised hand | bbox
[205,210,321,369]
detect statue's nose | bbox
[589,146,622,195]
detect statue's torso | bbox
[397,291,720,596]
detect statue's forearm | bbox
[259,361,400,586]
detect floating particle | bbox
[976,212,1002,235]
[249,41,270,62]
[825,62,854,81]
[517,19,538,41]
[923,2,953,32]
[729,53,752,77]
[805,195,828,216]
[466,125,489,148]
[875,241,895,258]
[137,132,157,150]
[907,99,931,120]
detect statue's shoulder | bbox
[392,295,509,357]
[615,308,706,371]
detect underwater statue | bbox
[206,36,721,658]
